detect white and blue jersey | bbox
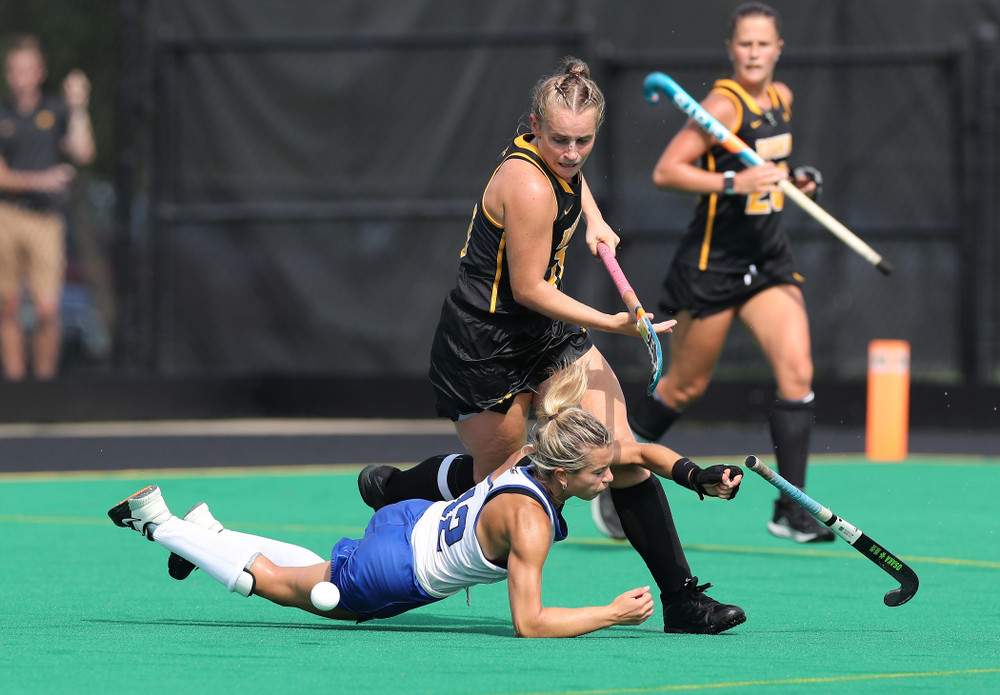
[329,463,567,621]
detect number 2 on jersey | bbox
[437,488,476,551]
[744,161,788,215]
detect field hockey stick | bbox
[744,455,919,607]
[643,72,894,276]
[597,242,663,395]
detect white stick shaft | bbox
[777,180,884,267]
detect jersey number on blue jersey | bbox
[437,488,476,551]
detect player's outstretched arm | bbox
[613,441,743,500]
[501,499,653,637]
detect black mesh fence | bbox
[8,0,998,390]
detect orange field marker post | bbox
[866,340,911,461]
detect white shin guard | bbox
[152,518,260,594]
[221,530,324,567]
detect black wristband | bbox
[670,457,703,498]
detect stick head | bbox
[883,566,919,607]
[643,72,670,104]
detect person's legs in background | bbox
[740,285,833,542]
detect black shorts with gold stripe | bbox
[657,247,803,319]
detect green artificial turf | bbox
[2,455,998,694]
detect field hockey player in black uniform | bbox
[358,57,746,634]
[628,2,834,544]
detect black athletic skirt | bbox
[429,292,593,421]
[658,247,804,319]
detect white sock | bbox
[221,530,324,567]
[436,453,463,500]
[152,518,259,593]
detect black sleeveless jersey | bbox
[452,133,583,315]
[679,79,793,271]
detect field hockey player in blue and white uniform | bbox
[109,362,745,638]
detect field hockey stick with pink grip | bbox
[597,242,663,395]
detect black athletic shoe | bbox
[662,577,747,634]
[168,502,224,581]
[767,499,836,543]
[358,464,398,511]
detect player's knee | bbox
[777,364,813,398]
[0,296,19,319]
[32,301,59,324]
[663,379,708,408]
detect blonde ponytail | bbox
[528,362,613,482]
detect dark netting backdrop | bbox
[125,0,999,384]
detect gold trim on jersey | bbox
[700,151,719,271]
[713,79,790,121]
[462,133,580,314]
[715,79,763,116]
[770,84,791,120]
[710,84,744,127]
[491,233,507,312]
[513,133,575,195]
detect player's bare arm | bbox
[497,159,639,337]
[61,69,96,165]
[612,441,743,500]
[493,496,652,637]
[653,92,784,195]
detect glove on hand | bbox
[671,458,742,500]
[692,464,743,500]
[793,165,823,201]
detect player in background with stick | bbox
[357,57,747,634]
[628,2,835,543]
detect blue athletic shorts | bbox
[330,499,441,621]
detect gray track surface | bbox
[0,420,995,474]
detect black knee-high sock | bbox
[628,395,683,442]
[381,453,475,504]
[610,476,691,596]
[769,396,815,491]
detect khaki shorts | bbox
[0,202,66,301]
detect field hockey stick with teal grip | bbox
[643,72,894,276]
[745,455,919,607]
[597,242,663,395]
